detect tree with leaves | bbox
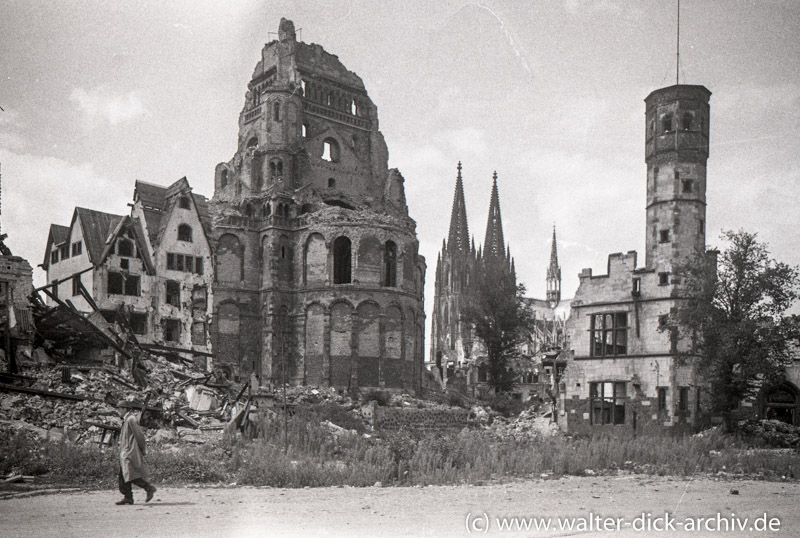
[674,230,800,428]
[463,257,534,393]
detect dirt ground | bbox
[0,476,797,537]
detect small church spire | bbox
[483,171,506,261]
[447,162,470,253]
[546,225,562,308]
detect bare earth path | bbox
[1,476,797,537]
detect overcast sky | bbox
[2,1,799,337]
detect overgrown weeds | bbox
[3,419,798,489]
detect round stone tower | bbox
[644,84,711,275]
[209,19,426,392]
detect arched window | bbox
[179,196,191,209]
[270,159,283,180]
[252,155,264,191]
[350,100,357,115]
[273,102,281,121]
[383,241,397,287]
[247,136,258,149]
[117,238,134,257]
[302,123,308,137]
[682,112,693,131]
[244,203,253,217]
[662,113,673,133]
[333,236,352,284]
[264,202,272,217]
[220,168,228,188]
[322,138,340,162]
[177,224,193,242]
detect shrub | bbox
[486,394,526,417]
[361,389,391,407]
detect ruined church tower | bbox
[209,19,426,391]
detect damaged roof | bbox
[41,224,71,268]
[134,178,212,247]
[74,208,125,265]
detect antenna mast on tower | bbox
[676,0,681,85]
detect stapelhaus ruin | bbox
[209,19,426,390]
[558,84,714,435]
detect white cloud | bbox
[0,148,131,287]
[69,86,149,125]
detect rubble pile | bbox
[737,419,800,448]
[485,406,561,440]
[0,349,237,445]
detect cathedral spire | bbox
[546,225,562,308]
[447,162,470,253]
[483,171,506,261]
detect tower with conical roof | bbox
[546,226,561,308]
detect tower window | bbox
[269,159,283,180]
[178,224,193,242]
[350,100,357,115]
[632,278,641,296]
[662,113,673,133]
[328,178,336,188]
[220,168,229,188]
[682,112,693,131]
[273,102,281,121]
[682,179,693,193]
[302,123,308,137]
[322,138,340,162]
[659,272,670,286]
[252,155,264,190]
[659,229,671,243]
[333,236,352,284]
[699,219,704,234]
[383,241,397,287]
[247,136,258,149]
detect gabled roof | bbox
[98,215,155,275]
[134,177,211,248]
[41,224,70,268]
[74,208,125,265]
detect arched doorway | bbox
[763,383,799,426]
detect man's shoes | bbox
[115,497,134,505]
[145,486,156,503]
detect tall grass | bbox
[2,406,798,488]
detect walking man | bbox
[115,401,156,505]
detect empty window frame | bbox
[682,112,693,131]
[252,155,264,191]
[658,272,670,286]
[590,381,626,425]
[682,179,693,193]
[129,313,148,335]
[71,241,83,257]
[590,312,628,356]
[179,196,191,209]
[177,224,193,242]
[333,236,352,284]
[273,102,281,121]
[60,244,70,260]
[270,159,283,180]
[163,319,181,343]
[51,250,59,264]
[124,275,140,296]
[662,112,673,133]
[321,138,340,162]
[678,386,690,414]
[383,241,397,287]
[191,321,206,346]
[72,275,81,297]
[659,229,671,243]
[657,387,668,412]
[108,272,124,295]
[166,280,181,308]
[118,239,134,257]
